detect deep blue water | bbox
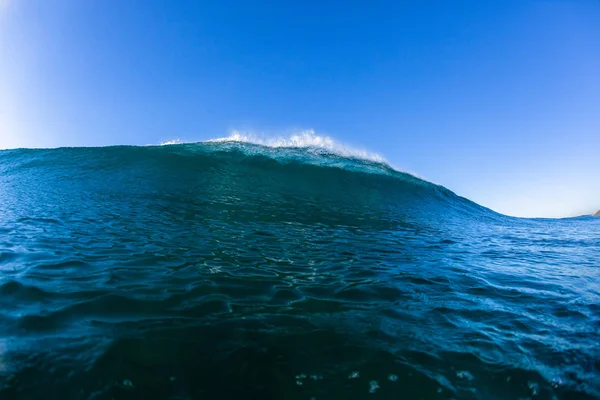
[0,142,598,399]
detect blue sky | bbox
[1,0,599,217]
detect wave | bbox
[4,130,426,190]
[0,132,495,223]
[2,131,408,183]
[157,130,446,194]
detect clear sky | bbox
[1,0,599,218]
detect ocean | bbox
[0,138,598,399]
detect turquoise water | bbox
[0,142,598,399]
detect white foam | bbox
[160,139,183,146]
[348,371,360,379]
[527,381,539,396]
[369,380,380,393]
[208,130,386,163]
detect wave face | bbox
[0,141,599,399]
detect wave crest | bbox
[207,130,386,163]
[159,139,184,146]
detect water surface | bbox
[0,142,598,399]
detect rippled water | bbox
[0,143,598,399]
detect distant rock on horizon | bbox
[594,210,600,217]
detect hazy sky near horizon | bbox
[1,0,599,218]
